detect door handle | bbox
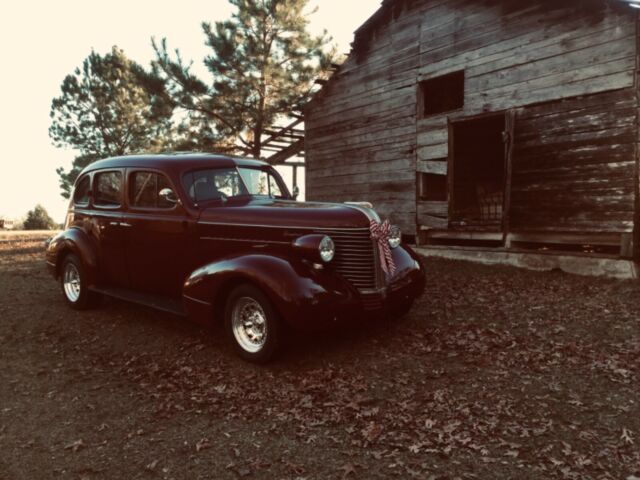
[119,222,133,227]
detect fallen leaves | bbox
[3,244,640,479]
[64,439,85,452]
[621,428,635,445]
[338,462,361,478]
[195,437,210,452]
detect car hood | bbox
[196,198,373,229]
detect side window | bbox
[239,169,269,196]
[269,174,283,198]
[73,175,91,206]
[94,171,122,207]
[129,171,175,209]
[186,169,245,202]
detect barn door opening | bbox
[449,113,508,229]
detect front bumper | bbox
[288,244,425,330]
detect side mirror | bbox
[292,185,300,200]
[159,187,180,205]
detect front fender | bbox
[46,228,98,285]
[389,244,426,289]
[182,254,357,328]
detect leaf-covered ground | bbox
[1,237,639,479]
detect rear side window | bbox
[129,171,175,209]
[94,171,122,207]
[73,175,91,206]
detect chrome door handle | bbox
[119,222,132,227]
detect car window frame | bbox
[181,166,291,206]
[92,169,125,210]
[72,173,92,208]
[126,168,180,213]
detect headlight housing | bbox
[319,235,335,263]
[292,234,335,264]
[388,225,401,249]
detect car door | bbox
[122,169,194,298]
[90,169,129,287]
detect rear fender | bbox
[47,228,98,285]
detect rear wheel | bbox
[60,254,100,310]
[224,284,281,363]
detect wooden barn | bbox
[304,0,640,268]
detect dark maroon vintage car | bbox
[46,153,425,362]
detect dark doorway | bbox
[450,114,506,228]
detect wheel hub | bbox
[231,297,267,353]
[63,263,81,302]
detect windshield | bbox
[183,167,288,204]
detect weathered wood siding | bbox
[415,0,637,235]
[306,0,638,239]
[305,1,422,234]
[511,89,637,233]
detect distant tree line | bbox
[50,0,334,197]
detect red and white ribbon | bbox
[370,219,396,277]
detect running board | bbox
[90,286,188,317]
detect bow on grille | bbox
[369,219,396,277]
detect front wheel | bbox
[224,284,281,363]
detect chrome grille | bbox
[314,227,378,291]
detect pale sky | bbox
[0,0,382,223]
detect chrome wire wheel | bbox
[231,297,268,353]
[63,262,81,303]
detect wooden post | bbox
[447,117,455,226]
[502,109,515,248]
[292,165,298,192]
[634,11,640,261]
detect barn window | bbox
[420,71,465,116]
[419,172,447,201]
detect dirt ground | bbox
[1,236,639,480]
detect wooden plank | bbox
[418,201,448,218]
[426,231,504,241]
[417,214,448,229]
[620,233,634,258]
[417,127,448,146]
[468,70,635,113]
[447,117,455,224]
[503,109,515,245]
[420,3,633,70]
[416,160,447,175]
[417,143,448,161]
[509,231,622,247]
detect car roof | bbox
[81,152,269,175]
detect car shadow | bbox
[100,295,412,365]
[277,314,409,364]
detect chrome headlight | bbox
[319,235,335,262]
[388,225,401,249]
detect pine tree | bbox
[50,47,175,197]
[153,0,334,158]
